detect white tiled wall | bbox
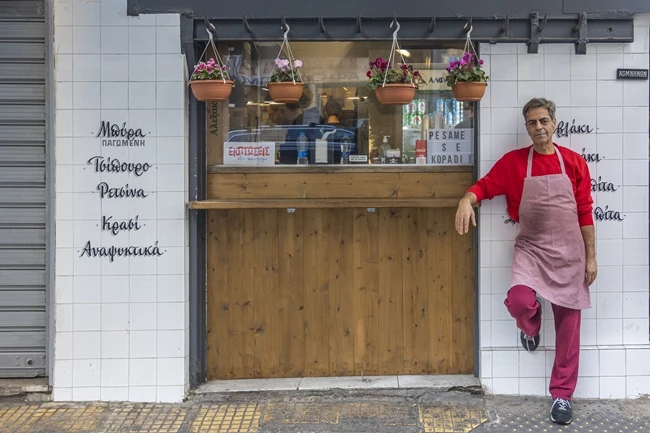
[52,0,189,403]
[479,14,650,399]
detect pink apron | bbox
[510,146,591,310]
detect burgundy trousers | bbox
[504,285,581,401]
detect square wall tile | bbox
[73,331,101,359]
[129,27,156,54]
[101,388,129,402]
[101,359,129,387]
[625,26,649,53]
[570,81,597,107]
[101,303,129,331]
[72,387,100,402]
[73,26,100,54]
[73,276,101,303]
[55,332,73,360]
[517,55,544,81]
[491,378,519,395]
[101,26,129,54]
[623,80,649,107]
[72,359,101,387]
[157,386,185,403]
[56,304,73,332]
[129,54,156,81]
[597,81,623,107]
[156,82,184,109]
[544,81,571,107]
[600,377,626,399]
[157,303,184,330]
[596,53,623,80]
[626,348,650,375]
[157,330,184,358]
[130,359,157,386]
[101,82,128,110]
[623,187,648,212]
[596,293,623,319]
[489,55,518,81]
[623,266,649,292]
[100,54,129,81]
[570,55,597,80]
[490,82,517,108]
[519,378,545,397]
[55,26,73,54]
[623,318,649,345]
[596,318,623,345]
[73,304,101,331]
[156,26,181,54]
[544,55,570,81]
[491,320,518,348]
[623,292,648,318]
[599,349,625,377]
[54,360,73,388]
[156,54,184,82]
[627,376,650,398]
[101,0,129,26]
[101,331,129,359]
[518,350,545,378]
[623,107,649,133]
[156,358,185,386]
[73,82,100,109]
[573,377,600,398]
[72,0,100,26]
[129,387,157,402]
[580,348,600,377]
[130,330,157,358]
[596,107,623,133]
[623,239,649,266]
[130,303,157,331]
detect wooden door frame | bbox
[184,18,483,386]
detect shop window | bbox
[211,42,475,167]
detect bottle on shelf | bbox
[340,136,352,164]
[379,135,391,164]
[296,132,309,165]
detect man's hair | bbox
[522,98,556,120]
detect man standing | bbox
[455,98,597,425]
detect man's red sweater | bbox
[468,145,594,227]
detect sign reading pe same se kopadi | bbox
[426,129,474,166]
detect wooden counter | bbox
[203,165,476,380]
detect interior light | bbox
[397,49,411,57]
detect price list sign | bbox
[426,129,474,166]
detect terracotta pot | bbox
[451,81,488,101]
[189,80,234,101]
[268,81,305,103]
[375,83,416,105]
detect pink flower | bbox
[293,60,302,68]
[275,58,289,71]
[366,70,372,78]
[479,59,484,65]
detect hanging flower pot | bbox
[268,25,306,104]
[365,20,423,106]
[451,81,488,102]
[188,32,234,102]
[268,81,304,104]
[375,83,416,105]
[444,30,489,102]
[189,79,234,102]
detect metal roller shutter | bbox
[0,0,47,377]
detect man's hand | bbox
[455,193,477,235]
[585,258,597,286]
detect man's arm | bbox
[581,225,597,286]
[455,192,477,235]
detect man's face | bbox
[525,107,557,146]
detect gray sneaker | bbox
[520,295,543,352]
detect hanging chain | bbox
[194,26,230,83]
[275,24,302,84]
[382,19,414,88]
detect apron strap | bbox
[526,144,566,178]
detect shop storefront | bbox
[48,0,650,403]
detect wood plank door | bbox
[206,207,475,379]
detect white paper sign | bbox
[426,128,474,166]
[224,141,275,166]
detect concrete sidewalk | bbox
[0,389,647,432]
